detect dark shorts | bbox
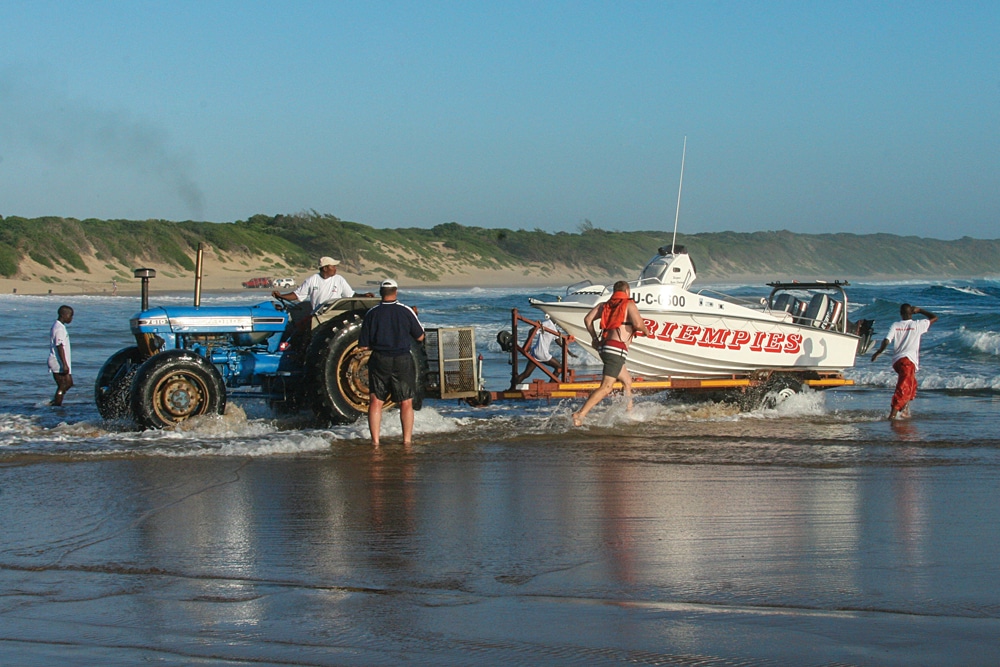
[368,351,416,402]
[600,350,627,379]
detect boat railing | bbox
[565,279,596,296]
[766,281,851,334]
[694,288,767,309]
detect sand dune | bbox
[0,249,606,296]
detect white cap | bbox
[318,256,340,268]
[380,279,398,289]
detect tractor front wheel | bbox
[131,351,226,429]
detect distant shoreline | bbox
[4,268,993,299]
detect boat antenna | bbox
[670,136,687,254]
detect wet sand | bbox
[3,441,999,666]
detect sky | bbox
[1,1,998,239]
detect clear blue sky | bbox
[2,1,997,239]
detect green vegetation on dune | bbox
[0,212,997,281]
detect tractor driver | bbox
[273,256,355,312]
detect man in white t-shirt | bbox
[871,303,938,420]
[272,256,355,312]
[48,305,74,406]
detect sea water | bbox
[1,280,999,665]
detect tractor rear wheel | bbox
[309,314,428,425]
[310,314,371,424]
[131,351,226,429]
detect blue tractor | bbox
[94,268,431,429]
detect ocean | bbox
[1,279,999,665]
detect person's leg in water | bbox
[367,395,384,446]
[399,398,414,447]
[573,374,616,426]
[574,352,627,425]
[51,372,73,406]
[618,364,633,412]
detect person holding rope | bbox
[572,281,650,426]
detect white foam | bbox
[919,372,1000,391]
[0,413,43,434]
[751,387,828,418]
[957,327,1000,356]
[852,366,1000,391]
[130,431,336,457]
[943,284,988,297]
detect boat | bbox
[529,245,875,380]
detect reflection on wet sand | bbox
[1,441,999,664]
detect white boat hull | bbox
[528,247,868,380]
[536,303,858,379]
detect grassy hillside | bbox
[1,212,997,282]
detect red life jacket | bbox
[600,292,632,337]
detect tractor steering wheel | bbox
[272,292,295,310]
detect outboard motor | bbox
[854,319,876,355]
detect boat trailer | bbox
[456,309,855,408]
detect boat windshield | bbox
[639,257,671,284]
[638,248,696,288]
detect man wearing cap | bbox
[272,256,355,311]
[358,279,425,447]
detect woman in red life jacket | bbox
[572,281,651,426]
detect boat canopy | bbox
[637,245,697,290]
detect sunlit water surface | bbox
[1,281,999,665]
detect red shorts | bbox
[891,357,918,411]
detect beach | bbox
[2,282,999,665]
[4,450,1000,666]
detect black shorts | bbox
[368,351,416,402]
[599,350,627,379]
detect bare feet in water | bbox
[572,412,583,427]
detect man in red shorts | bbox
[871,303,938,420]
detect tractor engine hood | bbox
[130,302,287,335]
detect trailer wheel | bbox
[131,351,226,429]
[95,346,144,420]
[465,390,492,407]
[761,376,803,409]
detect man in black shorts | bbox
[358,279,425,447]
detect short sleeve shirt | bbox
[530,327,558,362]
[48,320,71,374]
[359,301,424,356]
[294,273,355,311]
[885,318,931,370]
